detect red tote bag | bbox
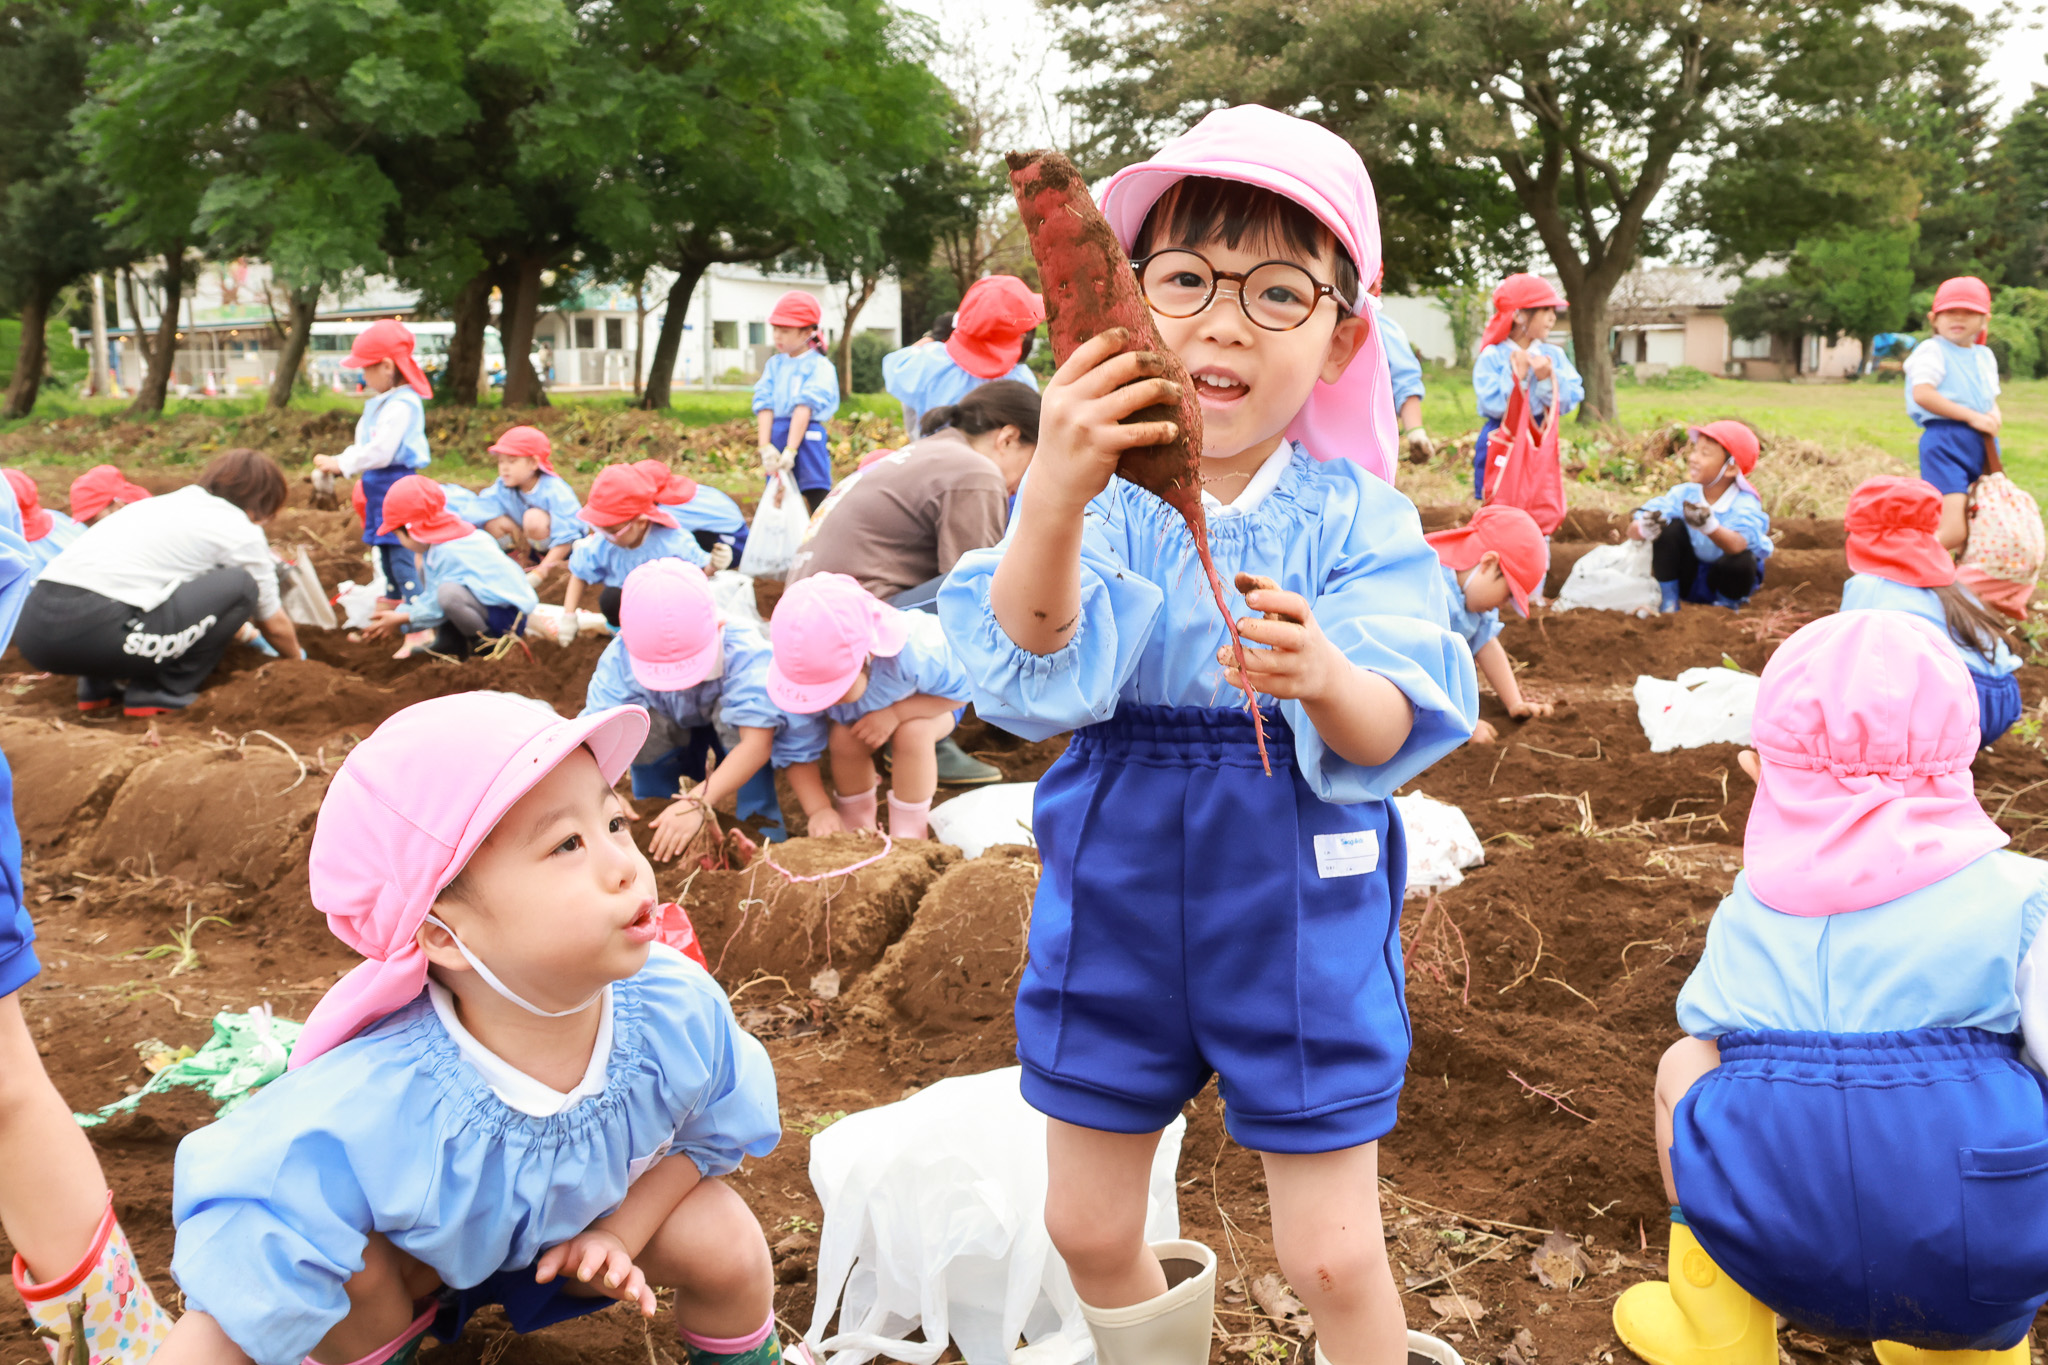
[1482,378,1567,536]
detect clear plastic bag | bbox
[1554,540,1659,615]
[805,1068,1185,1364]
[928,784,1038,859]
[1633,667,1759,752]
[1391,790,1483,895]
[738,471,810,580]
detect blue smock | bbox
[1905,337,1999,426]
[402,529,540,631]
[1839,574,2020,681]
[1380,314,1425,409]
[751,350,840,425]
[665,487,745,537]
[1640,480,1774,566]
[169,946,780,1365]
[826,620,974,726]
[1472,340,1581,423]
[1437,562,1502,656]
[883,345,1037,429]
[439,484,497,529]
[937,441,1477,804]
[567,525,709,588]
[582,626,828,768]
[478,472,589,548]
[0,474,39,997]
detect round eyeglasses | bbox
[1130,249,1351,332]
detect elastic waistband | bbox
[1067,704,1290,770]
[1715,1027,2022,1071]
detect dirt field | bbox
[1,484,2042,1365]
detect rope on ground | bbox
[758,832,895,884]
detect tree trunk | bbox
[2,287,51,419]
[121,265,154,366]
[639,258,707,411]
[499,256,548,409]
[442,269,494,408]
[631,272,648,401]
[1567,286,1615,424]
[837,274,880,393]
[127,247,185,416]
[267,286,319,410]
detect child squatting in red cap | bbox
[1425,505,1554,744]
[361,475,540,657]
[475,426,591,588]
[1629,420,1774,612]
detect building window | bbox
[606,318,623,350]
[574,317,595,349]
[748,322,766,346]
[1729,333,1772,360]
[713,321,738,349]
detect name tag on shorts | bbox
[1314,830,1380,878]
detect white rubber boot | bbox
[1078,1239,1216,1365]
[1316,1331,1467,1365]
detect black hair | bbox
[929,312,956,343]
[1130,176,1360,307]
[1933,581,2015,665]
[918,379,1041,445]
[200,448,288,521]
[1018,330,1036,366]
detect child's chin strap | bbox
[423,915,605,1018]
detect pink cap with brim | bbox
[1099,104,1396,483]
[621,559,722,691]
[1744,611,2006,918]
[766,573,909,714]
[291,693,650,1068]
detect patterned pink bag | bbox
[1960,437,2044,619]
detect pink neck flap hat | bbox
[1744,611,2006,917]
[766,573,910,714]
[621,559,721,692]
[1099,104,1397,483]
[292,691,649,1067]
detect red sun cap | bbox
[488,425,555,474]
[1690,420,1760,476]
[1424,504,1548,616]
[768,291,822,329]
[69,465,152,522]
[1931,275,1993,318]
[579,464,678,531]
[5,470,51,541]
[631,458,698,505]
[946,276,1047,380]
[375,475,471,543]
[1479,273,1568,349]
[1844,475,1957,589]
[343,320,433,397]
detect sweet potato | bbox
[1006,148,1270,773]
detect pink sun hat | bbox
[767,573,909,714]
[1744,611,2006,918]
[1098,104,1396,483]
[291,692,649,1068]
[620,559,721,691]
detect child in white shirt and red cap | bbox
[312,320,435,604]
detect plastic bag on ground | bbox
[928,784,1037,859]
[739,471,810,580]
[1391,790,1483,895]
[710,569,765,631]
[278,549,338,630]
[76,1006,300,1128]
[1634,667,1759,753]
[333,580,382,630]
[806,1068,1184,1365]
[1554,540,1659,615]
[528,602,612,645]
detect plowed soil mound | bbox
[2,491,2043,1365]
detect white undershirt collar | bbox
[1199,442,1293,518]
[429,979,614,1117]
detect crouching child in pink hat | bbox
[767,573,977,840]
[1615,611,2048,1365]
[160,692,810,1365]
[581,560,826,850]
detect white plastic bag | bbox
[739,471,810,580]
[928,784,1037,859]
[709,569,765,631]
[1391,790,1483,895]
[806,1068,1184,1365]
[1633,667,1759,753]
[333,580,382,630]
[527,602,611,645]
[1554,540,1659,615]
[277,549,337,630]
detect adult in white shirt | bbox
[17,450,301,717]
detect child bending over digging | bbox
[360,476,538,658]
[766,573,975,841]
[938,106,1477,1365]
[581,559,824,850]
[1629,420,1773,612]
[563,464,709,629]
[1425,504,1553,744]
[476,426,589,587]
[157,692,808,1365]
[1615,611,2048,1365]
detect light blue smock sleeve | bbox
[896,628,975,703]
[882,345,927,409]
[1718,488,1773,561]
[1471,343,1515,419]
[582,638,642,713]
[751,356,780,416]
[668,486,746,535]
[716,627,830,766]
[0,475,34,650]
[1380,316,1425,408]
[633,946,782,1179]
[795,352,841,422]
[1640,483,1690,521]
[568,534,605,584]
[936,511,1167,742]
[528,475,590,546]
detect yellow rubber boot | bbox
[1613,1224,1776,1365]
[1873,1341,2030,1365]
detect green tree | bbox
[1723,224,1916,371]
[1983,90,2048,288]
[1053,0,1994,422]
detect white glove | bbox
[556,612,578,646]
[1682,501,1720,533]
[759,442,783,474]
[708,542,734,572]
[778,447,799,474]
[1402,427,1434,461]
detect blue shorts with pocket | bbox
[0,747,35,999]
[1674,1027,2048,1351]
[1974,670,2022,747]
[769,416,833,493]
[1017,705,1411,1154]
[1918,420,1989,497]
[432,1262,614,1343]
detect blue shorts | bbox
[1918,420,1988,497]
[1473,418,1500,499]
[769,416,833,493]
[1674,1028,2048,1351]
[1018,705,1411,1153]
[360,465,420,549]
[1975,670,2022,747]
[0,747,35,999]
[432,1262,613,1343]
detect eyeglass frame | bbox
[1128,248,1356,332]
